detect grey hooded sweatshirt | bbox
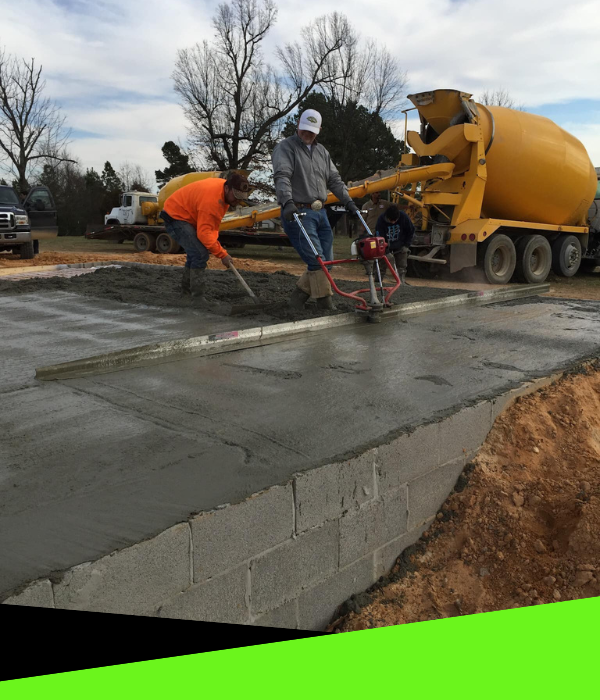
[271,134,353,209]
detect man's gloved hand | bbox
[282,201,299,222]
[346,201,359,217]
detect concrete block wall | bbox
[3,392,523,630]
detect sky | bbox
[2,0,600,192]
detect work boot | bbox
[190,268,208,305]
[181,267,191,296]
[289,286,310,310]
[316,296,335,311]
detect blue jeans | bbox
[281,208,333,271]
[161,210,210,269]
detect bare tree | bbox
[317,33,407,119]
[119,161,153,192]
[479,88,525,111]
[173,2,362,171]
[0,48,72,192]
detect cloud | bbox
[2,0,600,186]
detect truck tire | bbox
[477,234,516,284]
[133,232,157,253]
[513,235,552,284]
[551,234,581,277]
[156,233,181,254]
[20,241,35,260]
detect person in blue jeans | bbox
[271,109,359,310]
[160,173,249,305]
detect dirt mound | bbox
[0,265,461,322]
[327,362,600,632]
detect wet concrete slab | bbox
[0,292,265,392]
[2,294,600,593]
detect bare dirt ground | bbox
[327,363,600,632]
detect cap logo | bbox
[306,116,318,124]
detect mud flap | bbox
[450,242,477,273]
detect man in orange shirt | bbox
[161,172,250,304]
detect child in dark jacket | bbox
[374,205,415,283]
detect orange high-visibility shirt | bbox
[162,178,229,259]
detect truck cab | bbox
[0,184,57,259]
[22,186,58,245]
[584,167,600,263]
[0,185,34,259]
[105,192,158,226]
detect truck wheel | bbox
[514,235,552,284]
[20,241,35,260]
[478,234,516,284]
[133,232,157,253]
[551,235,581,277]
[156,233,181,254]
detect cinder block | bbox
[297,554,375,631]
[374,520,433,578]
[408,458,466,529]
[339,487,408,568]
[253,600,298,630]
[2,579,54,608]
[377,422,440,494]
[158,564,249,625]
[437,402,492,463]
[54,523,190,616]
[294,450,377,533]
[191,485,293,582]
[250,520,339,616]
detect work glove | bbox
[346,201,359,217]
[282,200,299,222]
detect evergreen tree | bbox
[101,161,123,212]
[155,141,193,187]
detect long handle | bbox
[356,209,374,237]
[229,262,257,299]
[293,212,321,258]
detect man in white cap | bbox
[271,109,359,310]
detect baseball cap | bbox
[226,173,250,201]
[298,109,322,134]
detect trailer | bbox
[85,222,292,253]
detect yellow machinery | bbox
[396,89,597,283]
[135,91,597,283]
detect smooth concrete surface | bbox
[2,294,600,596]
[34,283,549,381]
[0,291,265,392]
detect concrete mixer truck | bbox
[387,89,598,284]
